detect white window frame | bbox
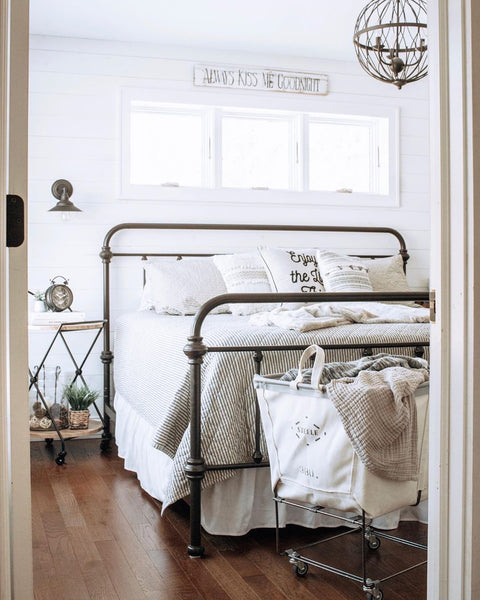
[120,87,399,207]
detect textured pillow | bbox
[213,252,276,315]
[362,254,410,291]
[142,258,229,315]
[317,249,373,292]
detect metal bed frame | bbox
[100,223,429,563]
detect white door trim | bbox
[0,0,12,596]
[428,1,480,598]
[1,0,33,598]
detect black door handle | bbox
[6,194,24,247]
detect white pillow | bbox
[213,252,276,315]
[142,258,229,315]
[317,249,373,292]
[362,254,410,291]
[258,247,323,308]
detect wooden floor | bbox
[31,439,427,600]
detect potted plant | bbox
[63,383,99,429]
[33,290,46,312]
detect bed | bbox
[100,223,430,557]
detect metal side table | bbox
[28,319,109,464]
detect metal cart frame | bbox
[274,496,427,600]
[28,319,109,464]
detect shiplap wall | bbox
[28,35,430,396]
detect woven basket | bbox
[69,409,90,430]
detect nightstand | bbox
[28,319,107,464]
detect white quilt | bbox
[250,301,429,332]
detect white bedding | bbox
[115,392,428,534]
[250,301,429,332]
[113,310,429,531]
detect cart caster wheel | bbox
[293,562,308,577]
[100,438,110,452]
[366,590,383,600]
[367,536,381,551]
[45,438,54,447]
[55,451,66,466]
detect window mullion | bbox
[302,114,309,192]
[370,121,378,194]
[203,108,215,188]
[214,109,222,189]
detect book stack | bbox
[29,311,86,326]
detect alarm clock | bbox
[44,276,74,312]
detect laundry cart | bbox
[253,345,429,600]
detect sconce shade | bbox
[353,0,428,89]
[49,179,81,212]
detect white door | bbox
[428,1,480,598]
[0,0,33,598]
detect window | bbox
[308,115,389,195]
[221,112,294,190]
[122,91,398,206]
[129,102,207,187]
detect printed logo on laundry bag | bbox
[291,415,327,446]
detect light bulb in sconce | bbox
[48,179,82,217]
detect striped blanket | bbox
[114,312,430,508]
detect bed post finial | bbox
[100,246,113,263]
[400,248,410,272]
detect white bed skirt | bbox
[115,392,428,536]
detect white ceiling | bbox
[29,0,365,62]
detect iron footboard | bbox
[185,290,430,558]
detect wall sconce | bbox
[48,179,81,213]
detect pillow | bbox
[142,258,229,315]
[362,254,410,292]
[316,249,373,292]
[258,247,323,308]
[213,252,276,315]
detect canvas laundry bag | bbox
[253,345,429,518]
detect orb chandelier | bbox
[353,0,427,90]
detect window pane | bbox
[130,110,203,186]
[309,122,371,192]
[222,116,291,189]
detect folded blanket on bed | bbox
[326,366,429,481]
[250,301,429,332]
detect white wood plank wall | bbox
[27,36,430,397]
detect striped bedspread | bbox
[113,311,429,508]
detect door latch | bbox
[6,194,24,247]
[429,289,436,323]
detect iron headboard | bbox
[99,222,410,441]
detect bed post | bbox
[100,243,114,450]
[184,335,207,558]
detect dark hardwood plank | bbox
[31,439,427,600]
[96,539,151,600]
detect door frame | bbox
[0,0,12,594]
[428,0,480,598]
[0,0,32,598]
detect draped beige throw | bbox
[326,366,429,481]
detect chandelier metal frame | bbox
[353,0,428,90]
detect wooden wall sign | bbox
[193,64,329,96]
